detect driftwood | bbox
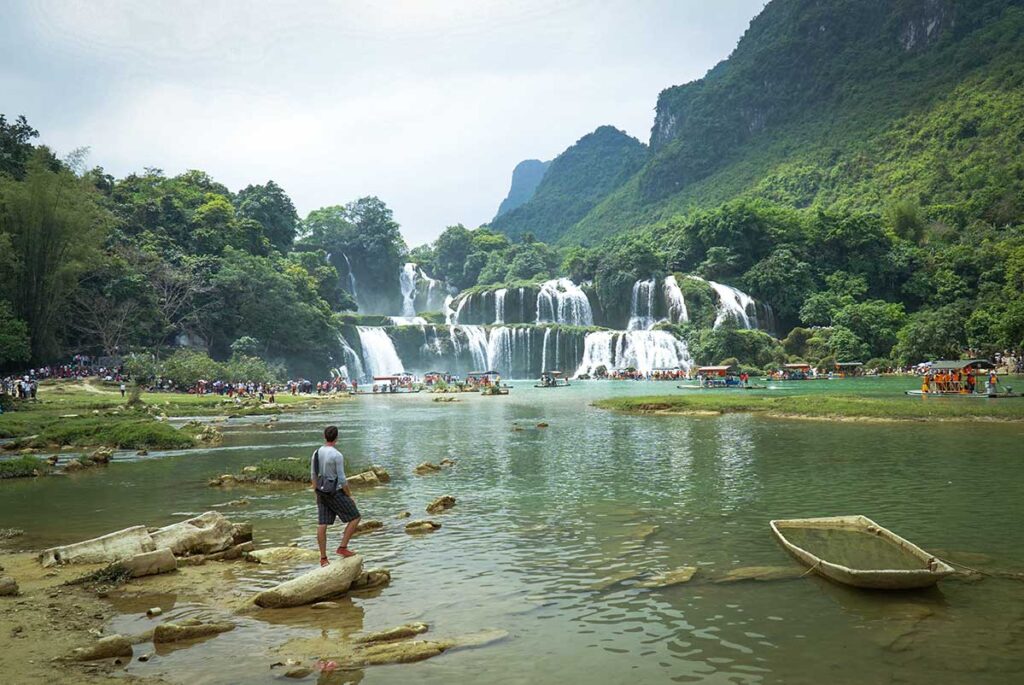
[39,526,155,567]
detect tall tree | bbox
[0,149,110,360]
[0,114,39,179]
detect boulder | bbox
[396,511,411,519]
[241,465,259,474]
[438,458,456,467]
[39,525,156,567]
[348,466,391,487]
[63,459,86,473]
[405,520,442,535]
[195,425,223,445]
[0,575,19,596]
[353,520,383,537]
[231,522,253,544]
[205,541,255,561]
[69,635,133,661]
[253,555,363,608]
[150,511,236,556]
[426,496,456,514]
[88,447,114,465]
[153,621,234,644]
[136,449,148,456]
[637,566,698,588]
[244,547,320,565]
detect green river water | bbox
[1,377,1023,684]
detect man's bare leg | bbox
[317,524,329,566]
[337,517,361,554]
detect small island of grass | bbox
[594,393,1024,423]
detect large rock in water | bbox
[69,635,133,661]
[253,555,363,608]
[150,511,237,556]
[119,548,178,578]
[245,547,320,565]
[39,525,156,567]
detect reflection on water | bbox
[1,378,1023,684]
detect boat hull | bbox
[770,515,954,590]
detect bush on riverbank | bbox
[247,458,309,482]
[0,455,51,479]
[596,393,1024,422]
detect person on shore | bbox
[119,382,126,398]
[310,425,361,567]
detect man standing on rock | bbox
[311,425,361,566]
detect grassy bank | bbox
[595,393,1024,422]
[0,455,52,479]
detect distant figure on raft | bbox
[310,425,361,566]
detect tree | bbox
[893,305,967,365]
[432,224,474,289]
[0,300,30,366]
[0,149,110,360]
[827,325,870,362]
[832,299,906,358]
[0,114,39,179]
[236,180,299,251]
[742,248,813,326]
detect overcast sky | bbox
[1,0,766,246]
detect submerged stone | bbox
[713,566,806,583]
[638,566,698,588]
[405,520,442,534]
[153,621,234,644]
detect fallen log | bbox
[150,511,237,556]
[39,525,155,567]
[253,555,363,608]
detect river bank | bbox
[0,380,351,478]
[594,388,1024,422]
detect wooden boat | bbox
[905,390,1021,398]
[769,515,954,590]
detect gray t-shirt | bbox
[311,445,346,491]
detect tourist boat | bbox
[679,366,765,389]
[535,371,571,388]
[769,515,954,590]
[905,359,1019,397]
[350,374,422,395]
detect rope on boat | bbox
[943,558,1024,581]
[799,561,822,578]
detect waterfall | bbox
[443,295,455,325]
[536,278,593,326]
[540,327,551,372]
[494,288,507,324]
[356,327,404,377]
[389,316,427,326]
[663,275,688,324]
[575,330,691,377]
[337,334,365,381]
[706,280,757,329]
[399,263,418,316]
[627,279,657,330]
[342,253,359,308]
[457,325,489,371]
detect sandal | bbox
[320,556,330,567]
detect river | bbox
[1,378,1022,684]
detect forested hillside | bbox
[488,126,648,243]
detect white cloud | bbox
[2,0,766,245]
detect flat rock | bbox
[350,568,391,592]
[713,566,806,583]
[405,520,442,534]
[39,525,155,567]
[119,548,177,578]
[153,621,234,644]
[426,495,456,514]
[245,547,320,565]
[413,462,441,476]
[638,566,698,588]
[70,634,133,661]
[150,511,236,556]
[311,602,342,610]
[348,466,390,487]
[590,569,641,591]
[353,622,429,644]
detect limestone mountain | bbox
[488,125,648,244]
[499,0,1024,245]
[494,159,551,219]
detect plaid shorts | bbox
[316,490,361,525]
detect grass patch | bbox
[0,455,52,479]
[245,457,309,483]
[595,393,1024,422]
[1,410,194,450]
